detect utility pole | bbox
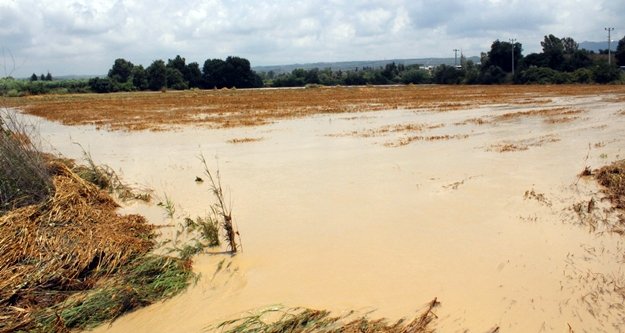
[509,38,517,76]
[453,49,459,67]
[605,27,614,65]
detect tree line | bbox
[264,34,625,86]
[29,73,53,82]
[88,55,263,93]
[1,33,624,97]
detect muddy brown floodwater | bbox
[11,87,625,332]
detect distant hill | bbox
[579,41,614,52]
[253,57,481,74]
[54,74,99,80]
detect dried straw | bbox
[0,162,153,332]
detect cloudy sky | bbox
[1,0,623,77]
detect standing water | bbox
[23,94,625,332]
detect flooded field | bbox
[7,85,625,332]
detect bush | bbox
[517,67,560,84]
[572,68,594,83]
[593,61,622,83]
[401,68,431,84]
[0,109,52,213]
[478,65,507,84]
[433,65,462,84]
[89,77,115,93]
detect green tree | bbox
[561,37,578,54]
[478,65,506,84]
[522,53,548,68]
[201,59,226,88]
[382,62,399,81]
[146,60,167,91]
[167,55,194,87]
[305,68,321,84]
[361,69,389,85]
[108,58,134,83]
[131,65,148,90]
[343,71,366,85]
[616,36,625,66]
[483,40,522,73]
[166,67,187,90]
[541,34,565,70]
[563,50,593,72]
[400,66,430,84]
[167,55,187,74]
[185,62,202,88]
[88,77,114,93]
[29,73,38,81]
[45,72,52,81]
[433,65,462,84]
[318,68,338,85]
[223,56,262,88]
[461,60,480,84]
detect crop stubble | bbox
[3,85,625,131]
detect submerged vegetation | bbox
[213,299,440,333]
[200,155,239,253]
[31,255,191,332]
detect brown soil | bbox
[2,85,624,131]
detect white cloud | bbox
[0,0,623,77]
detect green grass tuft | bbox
[34,255,192,331]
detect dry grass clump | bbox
[454,117,489,126]
[228,137,264,144]
[70,148,151,202]
[493,107,583,123]
[0,162,154,332]
[0,110,52,213]
[524,189,552,207]
[212,299,439,333]
[385,134,470,147]
[490,143,528,152]
[595,160,625,211]
[569,160,625,234]
[488,135,560,153]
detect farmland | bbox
[3,84,625,332]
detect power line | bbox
[605,27,614,65]
[509,38,517,75]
